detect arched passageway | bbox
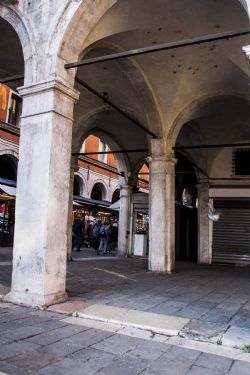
[1,0,249,306]
[175,154,198,262]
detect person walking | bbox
[98,221,111,254]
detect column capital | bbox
[18,78,79,101]
[166,153,177,175]
[119,183,133,192]
[196,179,209,190]
[18,79,80,121]
[149,152,177,175]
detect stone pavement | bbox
[1,247,250,373]
[0,302,250,374]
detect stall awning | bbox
[0,183,16,197]
[109,192,149,214]
[0,179,16,200]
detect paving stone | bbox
[67,346,115,363]
[8,350,59,370]
[174,308,207,319]
[200,293,229,303]
[187,301,217,310]
[40,340,83,356]
[199,309,232,324]
[165,346,201,362]
[150,355,193,375]
[195,352,233,372]
[48,300,92,314]
[63,328,112,348]
[39,357,99,375]
[26,324,88,345]
[2,325,46,340]
[181,320,228,341]
[0,341,40,360]
[229,360,250,375]
[122,340,171,361]
[216,302,242,313]
[222,326,250,349]
[0,320,31,332]
[187,365,227,375]
[62,316,120,333]
[92,333,143,355]
[230,314,250,328]
[96,356,148,375]
[140,370,162,375]
[118,326,169,342]
[34,319,68,332]
[0,361,30,375]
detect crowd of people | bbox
[72,217,118,255]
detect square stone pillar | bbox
[5,79,79,307]
[197,181,211,264]
[118,184,133,257]
[148,139,176,273]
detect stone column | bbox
[243,45,250,69]
[67,157,79,261]
[197,181,211,264]
[118,184,133,257]
[5,79,79,307]
[148,139,176,273]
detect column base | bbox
[149,263,175,273]
[4,290,68,308]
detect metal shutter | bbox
[212,199,250,265]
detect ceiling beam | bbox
[72,149,149,156]
[174,142,250,150]
[65,29,250,69]
[0,74,24,84]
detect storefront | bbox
[0,183,16,246]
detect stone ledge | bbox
[76,303,189,336]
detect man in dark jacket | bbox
[72,217,83,252]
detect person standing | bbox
[72,217,83,252]
[92,220,101,253]
[99,221,111,254]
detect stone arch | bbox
[47,0,250,83]
[90,180,108,201]
[238,0,250,15]
[45,0,117,83]
[111,188,120,203]
[0,148,19,161]
[0,153,18,181]
[167,91,250,149]
[0,4,35,84]
[73,173,85,196]
[78,41,163,137]
[73,108,130,179]
[45,1,163,137]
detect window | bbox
[233,149,250,176]
[98,141,108,163]
[7,93,22,126]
